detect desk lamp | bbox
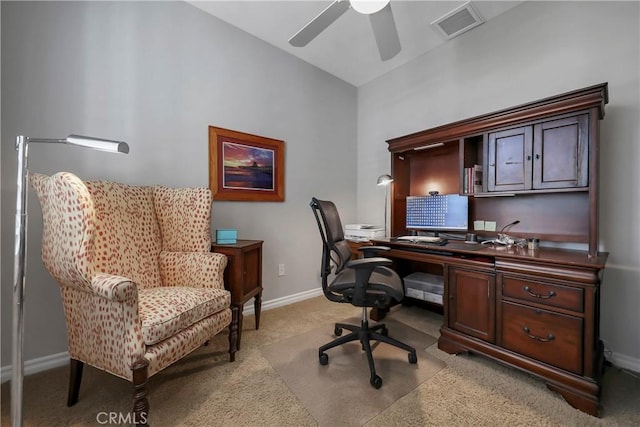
[376,174,393,237]
[11,134,129,427]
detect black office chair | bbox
[310,197,417,388]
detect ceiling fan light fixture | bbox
[350,0,390,15]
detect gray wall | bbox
[357,1,639,369]
[1,1,357,368]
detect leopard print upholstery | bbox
[30,172,230,381]
[153,185,212,252]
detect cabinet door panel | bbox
[533,114,589,189]
[487,126,533,191]
[243,248,260,293]
[449,268,496,342]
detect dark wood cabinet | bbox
[211,239,263,350]
[448,267,496,342]
[383,83,608,416]
[487,114,589,192]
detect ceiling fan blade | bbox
[369,3,401,61]
[288,0,351,47]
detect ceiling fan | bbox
[288,0,401,61]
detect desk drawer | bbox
[501,301,583,374]
[502,276,583,313]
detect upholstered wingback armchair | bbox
[30,172,237,425]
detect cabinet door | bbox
[448,268,496,342]
[487,126,533,192]
[532,114,589,189]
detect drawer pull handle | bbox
[523,286,556,299]
[523,326,555,342]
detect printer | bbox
[344,224,385,241]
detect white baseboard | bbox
[609,351,640,374]
[241,287,323,316]
[1,351,69,384]
[4,287,638,383]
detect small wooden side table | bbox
[211,239,263,350]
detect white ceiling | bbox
[188,1,524,87]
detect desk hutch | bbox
[374,83,609,416]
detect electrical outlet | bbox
[278,264,285,276]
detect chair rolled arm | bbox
[159,251,228,289]
[91,274,138,302]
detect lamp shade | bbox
[65,134,129,153]
[377,174,393,186]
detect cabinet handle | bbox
[526,155,531,161]
[523,326,555,342]
[535,154,540,160]
[523,285,556,299]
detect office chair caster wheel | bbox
[319,352,329,365]
[408,351,418,364]
[334,326,343,336]
[370,375,383,389]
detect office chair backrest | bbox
[310,198,353,297]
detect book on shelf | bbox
[463,164,483,194]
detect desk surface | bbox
[371,238,608,269]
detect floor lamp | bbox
[11,134,129,427]
[376,174,393,237]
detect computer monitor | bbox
[406,194,469,231]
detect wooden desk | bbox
[211,240,263,350]
[372,238,607,417]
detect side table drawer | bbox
[501,301,583,374]
[502,276,583,313]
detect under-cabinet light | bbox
[413,142,444,151]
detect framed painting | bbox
[208,126,285,201]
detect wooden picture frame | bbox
[208,126,285,202]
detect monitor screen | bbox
[406,194,469,231]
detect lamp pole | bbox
[11,135,128,427]
[376,174,393,237]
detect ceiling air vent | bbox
[431,1,484,40]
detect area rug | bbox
[261,317,446,426]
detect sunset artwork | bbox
[222,141,275,190]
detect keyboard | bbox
[396,235,443,243]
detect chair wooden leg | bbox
[67,359,84,407]
[132,359,149,426]
[228,306,239,362]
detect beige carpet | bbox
[261,317,445,426]
[1,296,639,426]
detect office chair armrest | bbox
[358,245,391,258]
[346,257,392,270]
